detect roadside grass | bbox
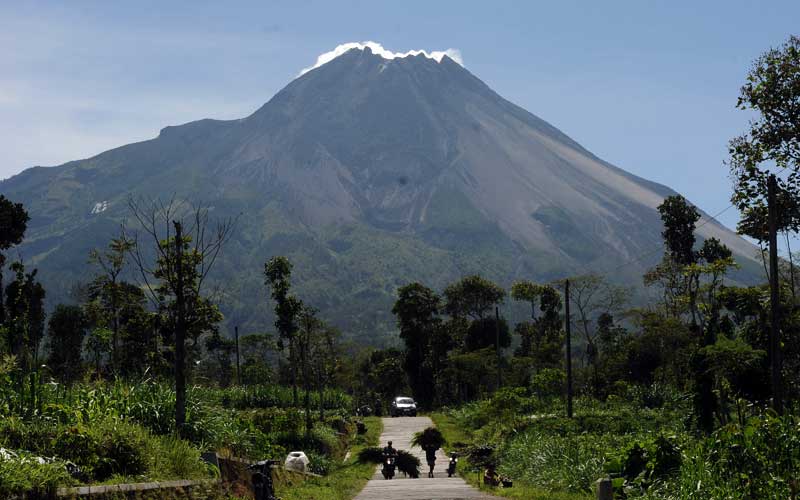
[430,413,591,500]
[273,416,383,500]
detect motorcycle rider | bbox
[382,440,398,479]
[382,440,397,458]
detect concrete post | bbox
[596,478,613,500]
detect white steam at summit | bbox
[299,41,463,76]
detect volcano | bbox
[0,44,760,342]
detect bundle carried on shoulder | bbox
[357,447,384,464]
[395,450,420,478]
[411,427,446,450]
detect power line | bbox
[582,164,792,277]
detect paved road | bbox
[354,416,501,500]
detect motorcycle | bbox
[248,459,280,500]
[382,456,396,479]
[447,453,458,477]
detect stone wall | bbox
[55,479,227,500]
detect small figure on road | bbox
[424,444,437,477]
[382,440,397,458]
[381,440,398,480]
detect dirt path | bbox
[354,416,501,500]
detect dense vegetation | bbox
[0,197,379,497]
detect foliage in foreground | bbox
[274,416,383,500]
[436,387,800,500]
[0,451,74,499]
[0,379,356,493]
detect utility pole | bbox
[768,174,783,414]
[565,279,573,419]
[495,306,502,390]
[235,325,241,386]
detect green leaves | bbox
[730,36,800,240]
[410,427,446,450]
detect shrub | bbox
[498,430,622,493]
[51,419,151,481]
[531,368,565,399]
[273,425,341,458]
[689,413,800,499]
[305,451,332,476]
[0,452,74,498]
[152,435,213,480]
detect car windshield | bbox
[397,398,414,404]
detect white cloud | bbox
[299,41,463,76]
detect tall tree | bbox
[296,305,321,438]
[511,280,544,357]
[647,196,736,432]
[264,256,303,406]
[511,281,563,368]
[567,275,630,396]
[730,36,800,242]
[444,275,505,321]
[312,323,340,421]
[646,195,701,324]
[392,283,442,409]
[46,304,88,384]
[126,196,234,436]
[4,262,46,371]
[0,196,29,326]
[88,235,134,373]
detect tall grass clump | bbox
[498,430,625,493]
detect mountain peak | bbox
[0,44,761,340]
[298,41,464,76]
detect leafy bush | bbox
[605,435,682,494]
[626,383,683,410]
[50,419,150,480]
[152,435,215,480]
[0,452,74,498]
[273,425,341,458]
[530,368,565,399]
[498,429,625,493]
[218,386,352,411]
[674,413,800,499]
[305,451,332,476]
[465,444,496,470]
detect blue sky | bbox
[1,0,798,232]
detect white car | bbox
[390,396,418,417]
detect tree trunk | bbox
[318,363,324,422]
[302,342,312,439]
[173,221,187,436]
[785,232,796,302]
[0,263,4,325]
[290,337,298,407]
[112,278,119,376]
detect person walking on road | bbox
[424,444,437,478]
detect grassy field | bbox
[430,413,591,500]
[273,416,383,500]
